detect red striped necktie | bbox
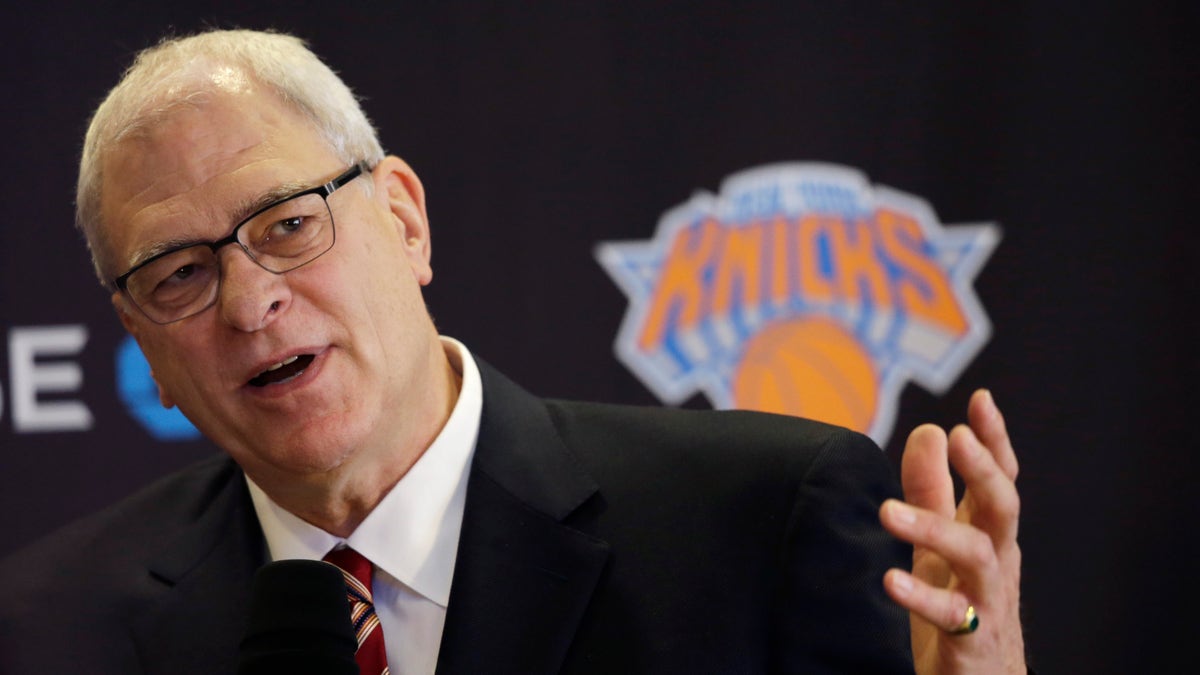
[323,546,391,675]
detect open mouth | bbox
[248,354,316,387]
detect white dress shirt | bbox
[246,337,482,675]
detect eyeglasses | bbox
[113,161,371,325]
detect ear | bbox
[112,292,177,409]
[112,290,140,336]
[372,155,433,286]
[152,370,175,409]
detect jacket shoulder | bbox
[0,455,256,673]
[539,401,912,672]
[0,454,244,603]
[543,399,892,484]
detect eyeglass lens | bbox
[124,192,335,323]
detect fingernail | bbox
[982,388,996,408]
[887,500,917,525]
[891,570,913,596]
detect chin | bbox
[283,435,359,473]
[222,416,366,478]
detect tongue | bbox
[250,354,315,387]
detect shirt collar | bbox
[246,336,482,607]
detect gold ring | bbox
[949,604,979,635]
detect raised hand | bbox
[879,389,1026,675]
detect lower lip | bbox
[242,348,330,400]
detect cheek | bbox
[339,229,419,309]
[139,329,220,392]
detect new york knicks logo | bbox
[596,163,999,445]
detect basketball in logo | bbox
[732,317,878,433]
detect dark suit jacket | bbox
[0,362,912,674]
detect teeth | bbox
[264,355,299,373]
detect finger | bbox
[882,567,975,633]
[967,389,1018,481]
[879,499,997,589]
[948,425,1020,547]
[901,423,955,518]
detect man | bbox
[0,30,1026,674]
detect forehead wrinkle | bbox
[116,195,201,271]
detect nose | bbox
[215,247,292,332]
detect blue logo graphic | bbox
[115,336,201,441]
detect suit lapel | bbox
[121,362,607,674]
[437,362,610,675]
[129,463,265,674]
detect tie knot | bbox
[323,546,374,597]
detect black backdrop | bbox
[1,2,1196,672]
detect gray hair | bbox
[76,29,386,281]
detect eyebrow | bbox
[124,179,315,271]
[228,179,313,226]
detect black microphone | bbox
[237,559,360,675]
